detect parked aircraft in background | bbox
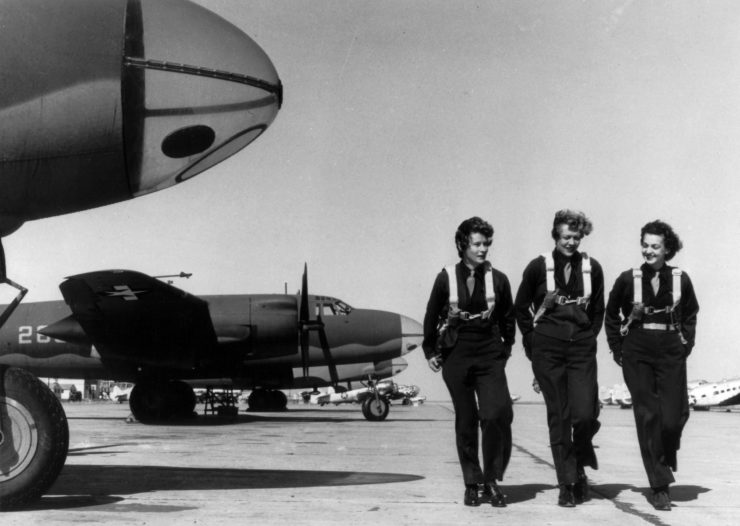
[0,0,281,509]
[111,383,135,403]
[599,383,632,408]
[689,378,740,410]
[0,266,423,423]
[313,377,423,420]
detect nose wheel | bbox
[361,397,389,421]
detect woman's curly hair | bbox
[641,220,683,261]
[455,217,494,258]
[550,209,593,240]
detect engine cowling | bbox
[0,0,282,236]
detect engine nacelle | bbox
[0,0,282,236]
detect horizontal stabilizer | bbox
[59,270,217,370]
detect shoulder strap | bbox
[671,268,682,307]
[542,253,555,292]
[482,262,496,319]
[444,265,458,308]
[581,253,591,299]
[632,268,643,304]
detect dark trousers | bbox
[531,332,600,485]
[442,336,513,485]
[622,328,689,489]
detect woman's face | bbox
[554,224,582,257]
[642,233,668,269]
[462,232,491,268]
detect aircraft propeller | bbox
[298,264,339,386]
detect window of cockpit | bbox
[315,300,353,317]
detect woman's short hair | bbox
[455,217,494,257]
[641,220,683,260]
[551,209,593,240]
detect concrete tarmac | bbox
[3,400,738,525]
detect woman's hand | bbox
[428,355,443,373]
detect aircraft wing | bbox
[59,270,217,370]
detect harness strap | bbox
[533,252,591,326]
[444,263,496,320]
[621,267,686,341]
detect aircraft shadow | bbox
[25,464,424,511]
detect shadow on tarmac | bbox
[592,483,710,503]
[31,464,424,511]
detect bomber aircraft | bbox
[0,266,423,422]
[0,0,281,509]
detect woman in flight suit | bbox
[422,217,515,508]
[514,209,604,507]
[605,220,699,512]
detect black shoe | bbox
[650,487,671,511]
[464,485,480,507]
[574,468,590,503]
[483,482,507,507]
[558,484,576,508]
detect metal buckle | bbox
[458,311,470,321]
[555,296,569,305]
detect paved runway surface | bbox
[3,400,737,525]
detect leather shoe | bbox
[482,482,507,507]
[464,485,480,507]
[650,488,671,511]
[574,469,589,503]
[558,484,576,508]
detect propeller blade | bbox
[299,263,310,377]
[300,263,309,324]
[317,314,339,386]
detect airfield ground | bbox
[2,399,738,525]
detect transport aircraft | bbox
[689,378,740,410]
[0,0,281,509]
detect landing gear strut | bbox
[0,240,66,510]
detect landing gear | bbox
[129,380,196,423]
[361,396,389,421]
[247,389,288,411]
[0,366,69,509]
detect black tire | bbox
[168,381,196,418]
[0,367,69,509]
[129,381,167,423]
[270,390,288,411]
[361,397,389,421]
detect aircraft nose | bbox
[123,0,282,195]
[400,315,424,355]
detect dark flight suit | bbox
[515,250,604,486]
[423,262,516,485]
[605,263,699,489]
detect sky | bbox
[5,0,740,401]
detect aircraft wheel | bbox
[361,397,389,421]
[129,382,168,423]
[168,381,196,418]
[271,390,288,411]
[0,366,69,509]
[247,389,268,411]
